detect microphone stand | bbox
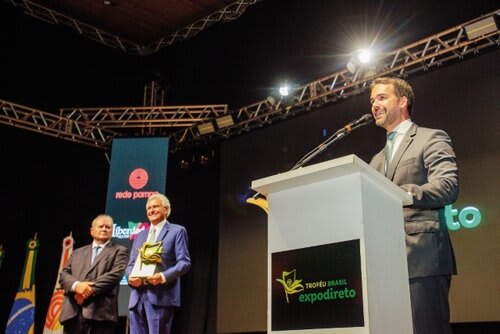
[251,122,368,201]
[290,123,366,171]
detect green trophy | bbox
[130,241,163,278]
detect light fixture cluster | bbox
[196,114,235,135]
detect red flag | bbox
[43,233,74,334]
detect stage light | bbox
[279,85,290,96]
[346,48,377,77]
[266,95,277,106]
[199,154,210,166]
[464,16,499,40]
[346,58,358,74]
[215,115,234,129]
[197,121,215,135]
[179,159,191,169]
[357,49,372,63]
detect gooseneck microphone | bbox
[251,113,374,201]
[342,113,374,132]
[291,113,374,170]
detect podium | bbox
[251,155,413,334]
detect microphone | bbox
[341,113,374,133]
[291,114,374,170]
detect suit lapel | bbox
[157,222,170,242]
[92,243,111,267]
[81,244,94,277]
[387,124,417,180]
[87,243,114,274]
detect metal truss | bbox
[0,100,117,148]
[1,10,499,152]
[143,81,166,107]
[173,9,499,150]
[58,104,229,149]
[59,105,229,131]
[8,0,258,55]
[150,0,259,53]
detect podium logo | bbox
[275,269,304,303]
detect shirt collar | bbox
[390,119,413,136]
[150,219,167,234]
[93,240,110,248]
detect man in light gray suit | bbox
[59,214,129,334]
[369,77,458,334]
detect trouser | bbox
[409,275,452,334]
[129,292,174,334]
[62,308,116,334]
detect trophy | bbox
[130,241,163,278]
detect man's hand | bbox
[74,293,86,305]
[147,273,163,286]
[75,281,95,299]
[128,277,143,288]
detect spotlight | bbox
[266,95,277,106]
[279,85,290,96]
[215,115,234,129]
[464,16,499,40]
[199,155,209,166]
[357,49,372,63]
[179,159,190,169]
[346,48,377,77]
[197,121,215,135]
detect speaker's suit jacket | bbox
[59,242,129,323]
[369,123,458,279]
[126,221,191,309]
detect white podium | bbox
[252,154,413,334]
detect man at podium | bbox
[369,77,459,334]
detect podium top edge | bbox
[251,154,412,205]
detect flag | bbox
[43,233,74,334]
[0,244,5,270]
[6,235,39,334]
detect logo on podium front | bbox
[271,239,364,331]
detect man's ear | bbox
[399,96,408,109]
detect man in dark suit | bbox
[369,77,459,334]
[127,193,191,334]
[59,214,129,334]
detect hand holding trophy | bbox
[130,240,163,282]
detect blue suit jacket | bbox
[126,221,191,308]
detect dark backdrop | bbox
[0,0,498,333]
[218,50,500,332]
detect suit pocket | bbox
[405,221,440,234]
